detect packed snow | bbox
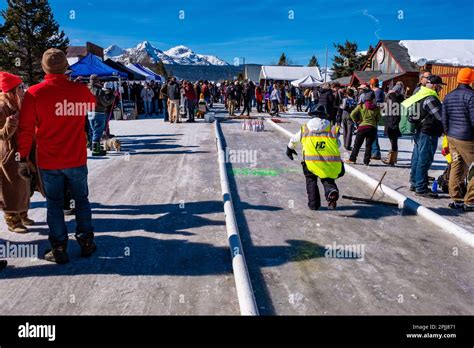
[399,40,474,66]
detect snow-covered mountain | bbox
[105,41,229,66]
[104,45,125,58]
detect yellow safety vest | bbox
[301,124,342,179]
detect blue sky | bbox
[1,0,473,65]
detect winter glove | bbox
[18,161,32,181]
[286,147,297,161]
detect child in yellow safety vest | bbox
[196,93,208,119]
[286,105,345,210]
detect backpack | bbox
[97,88,115,108]
[344,98,356,113]
[399,103,417,135]
[400,87,440,136]
[437,164,467,195]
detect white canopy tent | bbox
[290,75,323,87]
[139,65,165,82]
[259,66,323,82]
[125,63,155,81]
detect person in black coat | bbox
[317,83,335,123]
[382,82,405,165]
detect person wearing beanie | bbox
[16,48,98,264]
[0,72,34,234]
[317,83,335,123]
[345,90,381,166]
[88,74,115,156]
[382,81,405,166]
[442,68,474,212]
[286,103,344,211]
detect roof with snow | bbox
[330,76,352,86]
[398,40,474,67]
[352,70,405,85]
[259,66,323,81]
[369,40,474,72]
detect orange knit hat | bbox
[457,68,474,84]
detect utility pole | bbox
[324,45,329,83]
[240,57,246,80]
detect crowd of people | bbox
[121,78,220,122]
[285,68,473,211]
[0,47,472,271]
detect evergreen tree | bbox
[360,45,375,69]
[332,40,373,79]
[155,60,168,78]
[277,53,288,66]
[0,0,69,85]
[139,55,168,78]
[308,55,320,68]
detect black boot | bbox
[75,232,97,257]
[327,190,339,210]
[92,142,106,157]
[44,240,69,264]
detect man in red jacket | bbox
[16,48,97,264]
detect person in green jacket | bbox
[345,91,381,166]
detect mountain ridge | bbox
[105,41,229,66]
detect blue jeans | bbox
[186,99,195,121]
[40,166,93,244]
[162,98,168,121]
[144,101,153,115]
[410,132,438,192]
[371,132,381,157]
[88,112,106,142]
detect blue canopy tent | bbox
[70,53,128,79]
[70,53,128,118]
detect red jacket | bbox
[17,74,96,170]
[184,84,197,101]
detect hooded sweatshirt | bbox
[288,117,340,149]
[350,101,381,128]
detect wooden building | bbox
[428,64,469,100]
[351,40,474,99]
[66,42,104,66]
